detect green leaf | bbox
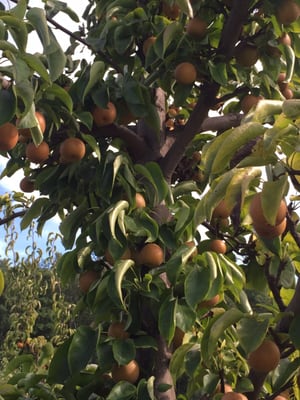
[0,89,16,125]
[135,162,169,203]
[38,343,54,368]
[60,200,88,249]
[47,338,72,384]
[236,315,270,354]
[162,22,182,56]
[0,269,4,296]
[165,244,197,285]
[185,265,211,309]
[143,103,161,138]
[249,99,283,123]
[114,259,135,309]
[174,200,192,233]
[158,296,177,344]
[282,99,300,119]
[107,381,137,400]
[17,103,44,145]
[21,53,50,83]
[27,8,65,81]
[218,255,245,288]
[12,57,34,116]
[0,16,28,52]
[284,45,295,83]
[211,122,266,174]
[176,301,196,332]
[83,61,105,100]
[46,1,80,23]
[114,25,133,55]
[208,61,228,86]
[289,315,300,349]
[273,357,300,391]
[108,200,129,240]
[170,343,195,383]
[201,308,244,362]
[10,0,27,19]
[5,354,34,374]
[45,31,67,81]
[21,197,50,230]
[125,211,159,243]
[112,339,136,365]
[68,326,97,375]
[0,40,18,53]
[44,83,73,112]
[0,383,22,399]
[261,177,289,225]
[56,250,78,285]
[27,8,50,49]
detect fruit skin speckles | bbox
[59,137,86,164]
[139,243,164,268]
[92,102,117,127]
[247,339,280,373]
[174,62,197,85]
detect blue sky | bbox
[0,2,87,261]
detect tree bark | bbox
[154,335,176,400]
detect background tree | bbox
[1,0,300,399]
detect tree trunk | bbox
[154,335,176,400]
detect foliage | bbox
[0,0,300,400]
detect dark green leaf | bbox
[83,61,105,100]
[0,16,27,52]
[0,383,22,400]
[0,89,16,125]
[60,200,88,249]
[107,381,137,400]
[68,326,97,375]
[21,53,50,83]
[185,265,211,309]
[112,339,136,365]
[201,308,244,362]
[47,338,72,384]
[56,250,78,284]
[289,315,300,349]
[159,296,177,343]
[21,197,50,230]
[208,61,228,86]
[237,316,270,354]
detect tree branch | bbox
[218,0,251,59]
[160,0,251,182]
[160,85,217,183]
[91,123,150,161]
[0,211,27,226]
[154,335,176,400]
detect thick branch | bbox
[154,335,176,400]
[245,370,268,400]
[91,123,150,161]
[218,0,251,59]
[201,113,243,132]
[160,87,216,182]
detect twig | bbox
[0,210,27,226]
